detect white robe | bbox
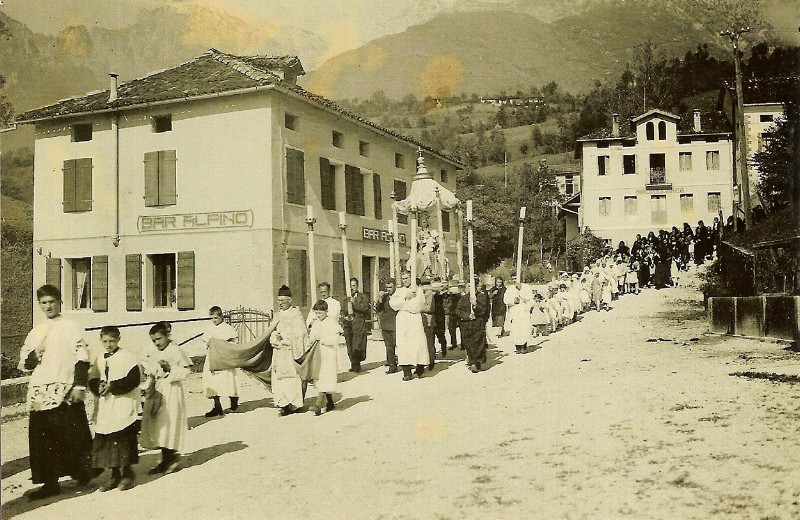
[201,321,239,398]
[504,285,533,346]
[390,286,429,366]
[308,316,343,393]
[140,342,191,452]
[270,307,306,409]
[91,348,140,435]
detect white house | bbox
[15,49,463,352]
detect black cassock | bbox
[456,291,489,366]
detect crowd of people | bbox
[17,223,718,500]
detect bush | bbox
[565,229,606,272]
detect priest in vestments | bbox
[271,285,308,416]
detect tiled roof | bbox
[630,109,680,122]
[577,108,731,141]
[15,49,464,167]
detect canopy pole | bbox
[410,209,418,289]
[466,200,476,302]
[306,205,317,303]
[435,188,447,280]
[516,206,526,284]
[339,211,353,316]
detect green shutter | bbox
[320,157,336,210]
[331,253,345,302]
[125,254,142,311]
[144,152,158,207]
[159,150,177,205]
[177,251,195,310]
[75,158,93,211]
[46,257,62,291]
[91,255,108,312]
[373,173,382,220]
[63,160,76,212]
[287,249,308,308]
[345,165,363,215]
[286,149,305,205]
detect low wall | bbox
[708,296,800,343]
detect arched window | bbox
[646,122,655,140]
[658,121,667,140]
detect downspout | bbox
[109,74,121,247]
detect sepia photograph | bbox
[0,0,798,518]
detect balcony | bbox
[646,168,672,190]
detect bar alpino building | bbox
[15,49,463,349]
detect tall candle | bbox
[466,199,473,221]
[307,205,314,221]
[339,211,346,227]
[519,206,526,220]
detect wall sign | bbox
[138,210,254,233]
[362,227,406,245]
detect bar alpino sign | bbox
[362,226,406,245]
[138,210,253,233]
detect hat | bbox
[278,285,291,297]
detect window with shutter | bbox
[63,160,77,213]
[76,158,93,211]
[125,254,143,311]
[68,258,91,310]
[144,152,159,207]
[320,157,336,210]
[331,253,346,301]
[150,253,175,308]
[177,251,195,310]
[287,249,308,307]
[345,165,364,216]
[91,255,108,312]
[286,148,305,205]
[373,173,382,220]
[144,151,177,206]
[46,257,62,292]
[393,179,408,225]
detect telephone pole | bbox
[721,26,752,230]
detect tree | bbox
[0,19,13,127]
[516,161,562,263]
[753,107,798,211]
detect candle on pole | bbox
[466,199,476,302]
[339,211,353,316]
[516,206,526,285]
[306,205,317,303]
[435,187,447,280]
[387,219,396,279]
[390,191,402,278]
[455,206,465,282]
[410,210,418,289]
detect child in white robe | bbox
[530,293,549,336]
[201,306,239,417]
[600,278,613,310]
[140,321,191,474]
[308,300,344,415]
[504,283,533,354]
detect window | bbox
[658,121,667,140]
[63,158,93,212]
[345,165,365,216]
[332,130,343,148]
[597,155,609,176]
[394,179,408,224]
[646,122,655,140]
[144,150,177,207]
[285,148,305,205]
[624,196,637,216]
[68,258,91,309]
[623,154,636,175]
[760,114,774,123]
[597,142,609,149]
[680,193,694,213]
[72,123,92,142]
[564,175,574,196]
[599,196,611,217]
[705,150,720,170]
[319,158,336,210]
[153,115,172,133]
[651,195,667,225]
[442,211,451,232]
[441,169,449,183]
[287,249,308,307]
[359,140,370,157]
[395,153,405,169]
[707,192,721,212]
[679,152,692,171]
[285,113,298,130]
[150,253,176,308]
[373,173,383,220]
[758,132,772,152]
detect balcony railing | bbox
[647,167,671,189]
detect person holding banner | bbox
[271,285,307,416]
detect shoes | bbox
[402,375,413,381]
[229,397,239,411]
[427,363,435,371]
[118,468,135,491]
[99,476,120,492]
[386,367,398,374]
[148,461,169,475]
[279,406,293,417]
[204,407,224,418]
[440,350,447,358]
[313,406,322,416]
[27,483,61,501]
[325,395,335,412]
[469,364,479,373]
[165,455,181,474]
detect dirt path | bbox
[2,271,798,520]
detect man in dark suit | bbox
[374,279,398,374]
[344,277,371,372]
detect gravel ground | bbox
[2,268,798,520]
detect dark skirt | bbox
[654,261,671,287]
[460,320,487,366]
[29,402,92,484]
[92,422,140,469]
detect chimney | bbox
[109,73,119,102]
[693,108,702,132]
[611,113,620,137]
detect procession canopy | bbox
[394,150,460,214]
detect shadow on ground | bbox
[2,441,247,520]
[188,398,274,429]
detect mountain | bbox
[0,4,327,114]
[304,3,734,100]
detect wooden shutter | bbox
[345,165,356,214]
[159,150,177,205]
[345,165,363,216]
[287,249,308,307]
[331,253,345,301]
[125,254,142,311]
[75,158,93,211]
[320,157,336,210]
[63,160,76,212]
[46,257,62,291]
[373,173,382,220]
[177,251,195,310]
[91,255,108,312]
[144,152,159,206]
[394,179,408,224]
[286,148,305,205]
